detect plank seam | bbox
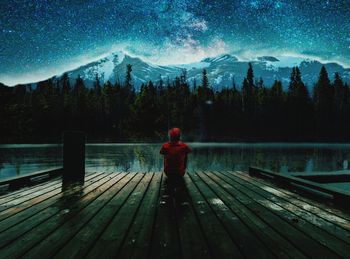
[188,172,245,258]
[52,173,144,257]
[223,171,350,247]
[213,171,344,258]
[12,173,130,258]
[0,173,123,250]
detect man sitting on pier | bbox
[160,128,192,181]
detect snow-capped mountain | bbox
[64,51,350,90]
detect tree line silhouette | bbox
[1,63,349,143]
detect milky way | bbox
[1,0,350,86]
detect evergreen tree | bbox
[270,80,283,99]
[256,77,264,88]
[313,66,333,112]
[202,69,209,88]
[93,73,101,96]
[166,76,171,90]
[118,64,135,138]
[196,69,213,140]
[313,66,334,138]
[286,67,311,140]
[157,76,164,96]
[59,73,72,130]
[180,69,187,86]
[193,78,197,91]
[102,81,114,115]
[334,72,346,113]
[232,76,237,90]
[247,62,254,88]
[3,62,350,143]
[242,63,255,114]
[125,64,133,90]
[266,80,285,139]
[71,75,87,129]
[61,73,70,96]
[333,72,349,138]
[288,67,309,102]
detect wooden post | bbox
[63,131,86,187]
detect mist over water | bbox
[1,143,350,181]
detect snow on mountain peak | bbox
[257,56,280,62]
[201,54,238,63]
[63,50,349,91]
[271,56,313,68]
[109,51,126,65]
[77,51,126,81]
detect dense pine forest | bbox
[1,63,349,143]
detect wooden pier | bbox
[1,171,350,258]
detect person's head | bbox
[169,127,181,142]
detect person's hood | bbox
[169,128,181,141]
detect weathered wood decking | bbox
[1,171,350,259]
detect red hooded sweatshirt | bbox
[160,128,192,176]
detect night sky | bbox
[1,0,350,86]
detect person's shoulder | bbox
[179,141,189,147]
[161,142,170,148]
[160,142,170,154]
[180,142,192,150]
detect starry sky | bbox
[1,0,350,86]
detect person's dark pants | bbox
[164,171,185,189]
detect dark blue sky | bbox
[1,0,350,85]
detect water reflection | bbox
[1,143,350,180]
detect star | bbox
[0,0,349,86]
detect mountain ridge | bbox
[64,51,350,90]
[3,52,350,90]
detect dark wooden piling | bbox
[62,131,86,187]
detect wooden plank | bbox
[0,182,62,212]
[147,174,183,259]
[0,178,62,205]
[0,171,96,198]
[0,172,115,248]
[0,171,93,201]
[171,174,211,259]
[237,170,350,225]
[117,173,163,259]
[22,173,140,258]
[296,174,350,183]
[220,171,350,257]
[235,171,350,232]
[0,167,62,190]
[0,172,105,222]
[0,172,108,232]
[199,172,307,259]
[195,172,286,259]
[249,167,350,203]
[56,173,151,259]
[0,172,98,206]
[0,188,62,221]
[2,170,350,258]
[146,174,211,259]
[186,173,244,259]
[209,171,340,259]
[0,173,130,258]
[20,173,136,259]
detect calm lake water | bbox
[1,143,350,181]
